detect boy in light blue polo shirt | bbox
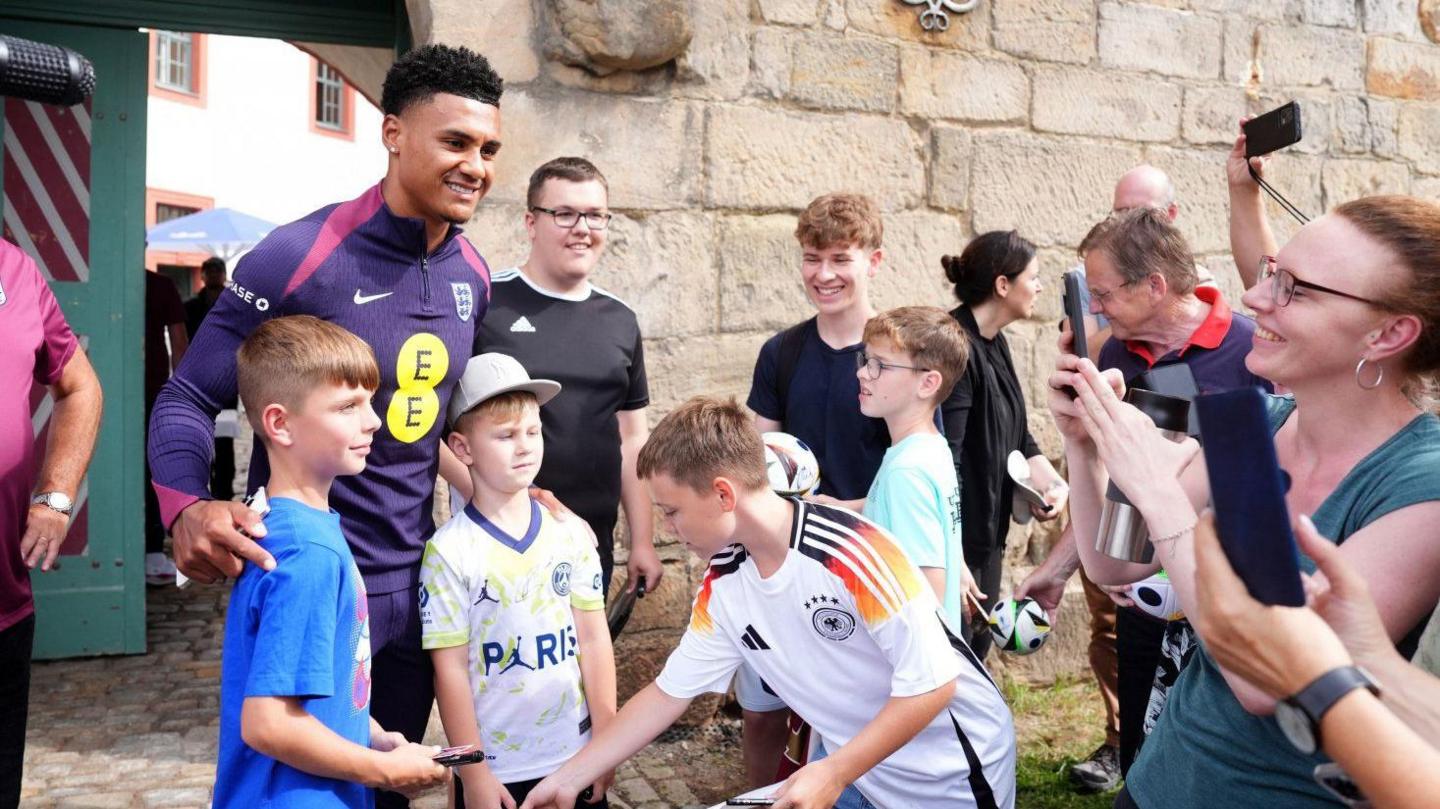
[858,306,975,632]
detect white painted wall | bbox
[146,34,387,226]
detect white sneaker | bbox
[146,552,177,586]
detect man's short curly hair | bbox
[381,44,504,116]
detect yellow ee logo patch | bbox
[386,333,449,443]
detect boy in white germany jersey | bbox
[419,353,616,809]
[520,397,1015,809]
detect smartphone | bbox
[433,744,487,767]
[725,800,775,806]
[1244,101,1303,158]
[1062,270,1088,357]
[176,486,270,589]
[1196,387,1306,607]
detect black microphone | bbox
[0,34,95,106]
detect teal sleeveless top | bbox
[1128,394,1440,808]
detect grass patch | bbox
[1006,675,1119,809]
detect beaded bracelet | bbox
[1151,520,1197,545]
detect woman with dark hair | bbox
[941,230,1068,658]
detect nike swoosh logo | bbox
[353,290,394,305]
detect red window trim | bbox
[145,187,215,278]
[147,31,208,108]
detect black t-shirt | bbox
[476,269,649,542]
[941,305,1041,557]
[746,320,890,500]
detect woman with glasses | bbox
[938,230,1068,658]
[1051,195,1440,809]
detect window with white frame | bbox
[155,31,194,93]
[315,62,347,131]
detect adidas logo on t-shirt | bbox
[510,316,536,333]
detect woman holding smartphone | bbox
[1052,195,1440,809]
[939,230,1068,657]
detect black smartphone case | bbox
[1244,101,1303,158]
[1062,270,1088,357]
[1196,387,1306,607]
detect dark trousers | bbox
[211,437,235,502]
[368,588,435,809]
[454,773,609,809]
[1114,785,1142,809]
[585,513,617,599]
[1116,607,1166,776]
[0,614,36,809]
[959,543,1006,660]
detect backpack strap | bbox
[774,317,816,423]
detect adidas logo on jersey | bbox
[740,625,771,651]
[510,316,536,333]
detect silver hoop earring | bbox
[1355,357,1384,390]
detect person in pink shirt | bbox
[0,239,103,806]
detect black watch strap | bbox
[1291,665,1379,733]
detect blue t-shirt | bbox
[1128,395,1440,809]
[862,433,965,629]
[216,497,374,809]
[747,321,890,500]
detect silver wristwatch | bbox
[31,491,74,515]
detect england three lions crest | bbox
[451,282,474,322]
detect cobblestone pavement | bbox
[21,582,733,808]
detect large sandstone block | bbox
[758,0,819,25]
[600,212,717,340]
[674,0,752,100]
[415,0,540,83]
[1256,24,1365,89]
[1032,65,1182,142]
[489,91,702,210]
[1334,95,1374,154]
[1363,0,1427,40]
[1398,102,1440,174]
[1367,37,1440,101]
[790,33,900,112]
[992,0,1096,65]
[716,214,807,334]
[1182,85,1250,145]
[1098,3,1223,79]
[1301,0,1360,27]
[1190,0,1287,20]
[899,47,1029,122]
[1322,159,1412,208]
[971,131,1143,247]
[868,210,968,312]
[1415,175,1440,199]
[749,27,793,99]
[643,331,774,413]
[930,126,973,212]
[465,204,529,269]
[1369,97,1402,157]
[846,0,992,52]
[704,106,927,210]
[1139,147,1230,256]
[1203,254,1250,316]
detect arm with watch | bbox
[23,347,103,572]
[1191,512,1440,809]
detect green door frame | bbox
[2,0,406,659]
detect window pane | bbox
[155,203,200,224]
[155,31,194,93]
[315,62,345,130]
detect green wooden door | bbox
[0,19,148,658]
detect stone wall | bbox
[414,0,1440,704]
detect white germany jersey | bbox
[657,501,1016,809]
[419,499,605,782]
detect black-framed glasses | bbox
[1257,256,1390,309]
[529,206,612,230]
[856,350,929,380]
[1090,279,1138,305]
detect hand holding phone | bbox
[1244,102,1302,158]
[433,743,487,767]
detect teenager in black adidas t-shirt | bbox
[474,158,661,597]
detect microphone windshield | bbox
[0,35,96,107]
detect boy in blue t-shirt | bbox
[858,306,977,632]
[215,315,448,808]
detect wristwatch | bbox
[1276,665,1379,755]
[31,491,74,516]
